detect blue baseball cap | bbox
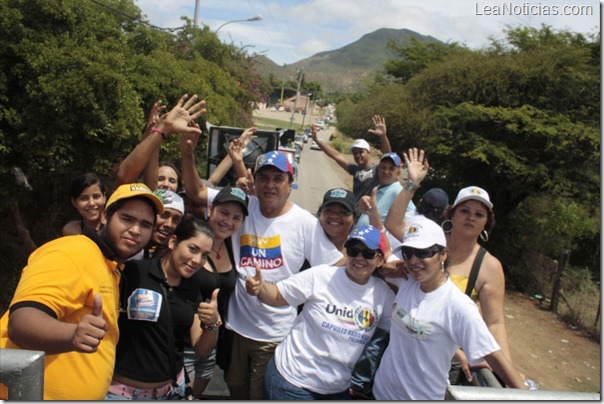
[380,152,402,167]
[255,151,298,189]
[344,225,387,255]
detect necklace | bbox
[212,240,224,259]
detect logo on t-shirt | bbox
[239,234,283,270]
[392,303,432,340]
[126,288,162,322]
[356,168,375,182]
[325,304,377,331]
[353,307,378,331]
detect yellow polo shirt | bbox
[0,235,120,400]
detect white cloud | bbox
[135,0,601,65]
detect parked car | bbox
[294,135,304,150]
[310,140,321,150]
[314,120,325,129]
[303,128,311,143]
[278,106,285,112]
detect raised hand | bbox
[403,147,429,185]
[228,138,245,164]
[246,263,263,296]
[359,186,378,215]
[198,289,220,326]
[158,94,207,137]
[72,294,107,353]
[368,115,387,137]
[179,129,201,157]
[147,100,167,129]
[236,168,255,195]
[379,260,408,279]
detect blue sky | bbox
[136,0,600,65]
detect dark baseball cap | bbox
[212,186,249,216]
[321,188,356,214]
[419,188,449,214]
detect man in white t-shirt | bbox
[310,115,392,203]
[180,141,343,400]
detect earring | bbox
[480,230,489,242]
[441,261,445,273]
[441,219,453,234]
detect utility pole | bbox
[289,70,302,128]
[279,64,286,106]
[193,0,201,27]
[301,93,311,129]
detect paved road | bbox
[201,126,346,399]
[289,128,346,213]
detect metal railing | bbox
[446,385,600,400]
[0,348,45,400]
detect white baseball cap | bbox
[154,189,185,215]
[349,139,371,152]
[453,186,493,211]
[398,218,447,250]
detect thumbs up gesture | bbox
[246,263,263,296]
[72,293,108,353]
[198,289,220,326]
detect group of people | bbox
[1,95,530,400]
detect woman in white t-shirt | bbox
[373,219,527,400]
[245,225,395,400]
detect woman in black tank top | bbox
[184,186,249,399]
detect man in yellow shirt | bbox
[0,183,163,400]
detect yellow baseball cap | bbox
[106,183,164,214]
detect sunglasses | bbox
[346,246,381,259]
[400,245,443,260]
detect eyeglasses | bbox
[346,246,380,259]
[400,245,443,260]
[322,207,353,216]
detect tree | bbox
[335,25,600,285]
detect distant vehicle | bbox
[278,147,299,178]
[303,129,311,143]
[294,135,304,150]
[314,120,325,129]
[270,106,277,112]
[278,106,285,112]
[310,141,321,150]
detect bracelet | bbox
[201,318,222,331]
[403,180,419,193]
[151,127,167,141]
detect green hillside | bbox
[254,28,440,93]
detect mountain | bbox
[254,28,440,94]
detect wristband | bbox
[403,180,419,193]
[201,318,222,331]
[151,127,167,141]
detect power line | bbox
[87,0,188,32]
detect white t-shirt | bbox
[218,195,343,342]
[373,278,500,400]
[274,265,395,394]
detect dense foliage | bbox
[336,25,600,289]
[0,0,268,309]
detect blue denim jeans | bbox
[264,358,350,400]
